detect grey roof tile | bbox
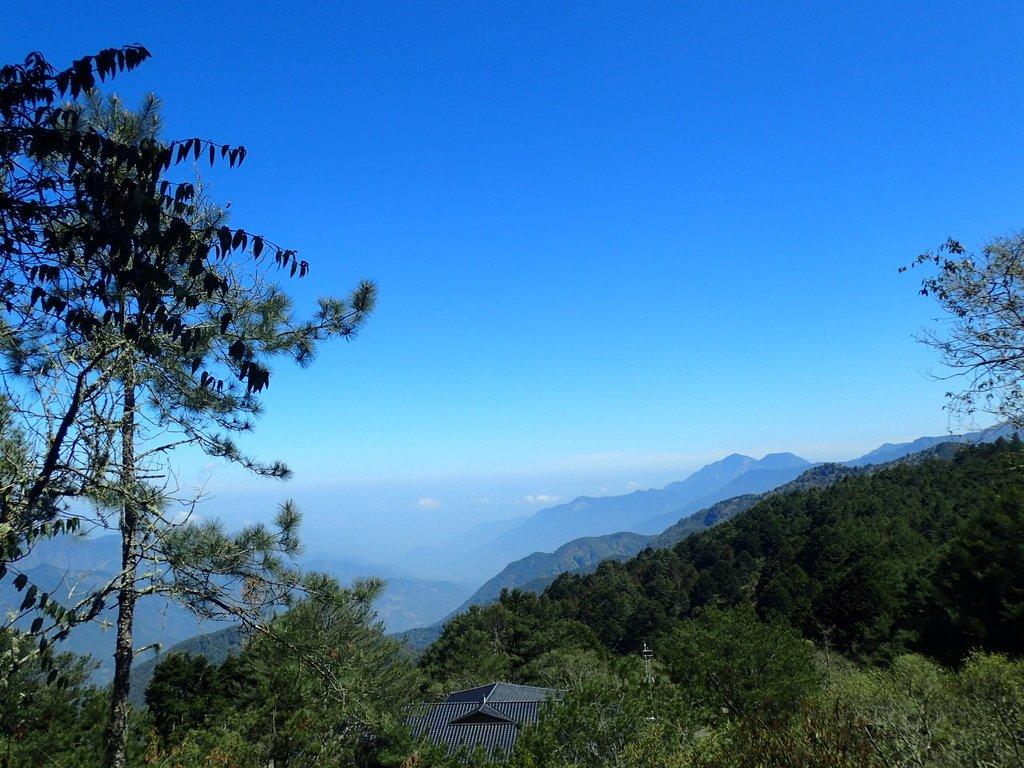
[407,682,562,762]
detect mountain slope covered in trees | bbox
[448,462,879,621]
[421,439,1024,687]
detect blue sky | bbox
[6,2,1024,560]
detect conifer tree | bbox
[0,48,375,768]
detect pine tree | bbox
[1,48,375,767]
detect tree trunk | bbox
[106,373,137,768]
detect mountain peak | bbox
[717,453,754,464]
[756,452,811,469]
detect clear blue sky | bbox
[6,2,1024,559]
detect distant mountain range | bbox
[450,464,865,618]
[0,547,236,685]
[465,452,813,566]
[301,554,475,633]
[455,425,1014,588]
[846,423,1014,466]
[4,425,1013,680]
[400,429,1012,647]
[1,540,474,684]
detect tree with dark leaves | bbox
[905,234,1024,428]
[0,48,375,768]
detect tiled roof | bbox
[407,683,562,762]
[450,703,516,724]
[444,682,563,704]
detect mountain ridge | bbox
[468,452,813,565]
[409,433,1005,649]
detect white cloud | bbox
[417,497,442,509]
[523,494,559,505]
[475,496,491,504]
[624,481,640,490]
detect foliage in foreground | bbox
[140,576,420,767]
[8,643,1024,768]
[4,616,1022,768]
[507,650,1024,768]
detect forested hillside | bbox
[440,458,891,636]
[422,439,1024,689]
[555,439,1019,663]
[404,440,1024,766]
